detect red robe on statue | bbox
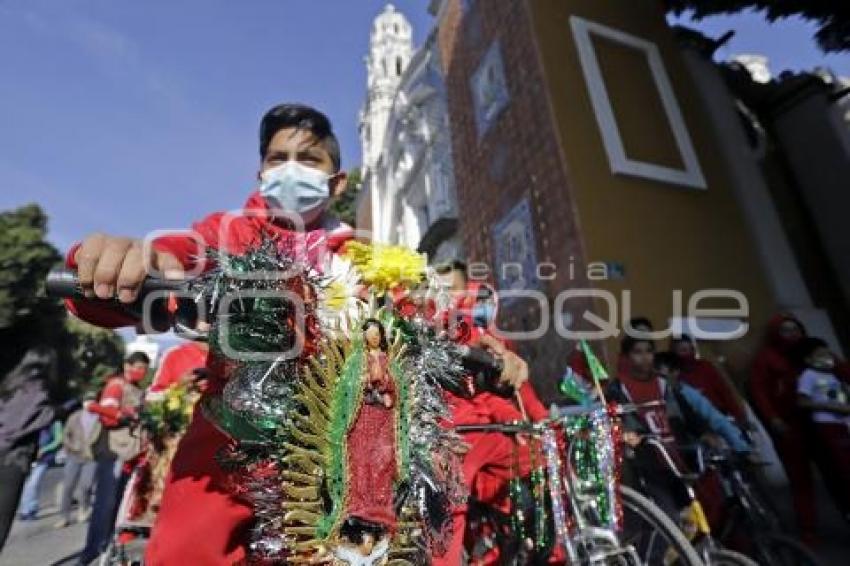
[345,350,397,530]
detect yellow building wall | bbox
[526,0,776,375]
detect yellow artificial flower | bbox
[343,241,426,293]
[165,387,183,412]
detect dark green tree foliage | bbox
[665,1,850,52]
[327,167,361,227]
[0,204,64,376]
[64,317,125,395]
[0,204,124,396]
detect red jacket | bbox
[87,375,139,428]
[65,193,353,331]
[680,359,747,423]
[66,194,353,566]
[748,314,805,424]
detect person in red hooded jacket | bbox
[670,334,747,426]
[78,351,149,565]
[747,314,816,541]
[64,104,353,565]
[432,261,556,565]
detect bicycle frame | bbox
[455,401,664,564]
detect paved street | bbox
[1,468,85,566]
[1,465,848,565]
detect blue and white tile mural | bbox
[491,197,539,303]
[470,41,510,138]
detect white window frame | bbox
[570,16,706,189]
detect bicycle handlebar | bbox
[45,267,186,300]
[453,400,667,435]
[553,399,665,418]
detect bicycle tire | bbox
[619,485,705,566]
[707,548,759,566]
[753,533,821,566]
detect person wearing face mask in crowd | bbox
[77,351,150,565]
[747,314,819,542]
[796,337,850,526]
[432,260,561,565]
[61,104,353,565]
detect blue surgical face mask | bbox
[259,161,332,224]
[472,302,495,328]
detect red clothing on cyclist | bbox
[65,193,352,566]
[433,281,557,566]
[618,371,674,441]
[87,371,145,428]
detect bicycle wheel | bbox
[619,485,705,566]
[706,548,759,566]
[752,533,821,566]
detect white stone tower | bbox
[360,4,413,175]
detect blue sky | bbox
[0,0,433,250]
[0,1,847,253]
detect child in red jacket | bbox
[65,104,352,565]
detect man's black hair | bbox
[621,335,655,355]
[125,351,151,366]
[259,103,341,172]
[654,351,680,372]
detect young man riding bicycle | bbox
[607,336,752,530]
[61,105,541,565]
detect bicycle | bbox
[98,466,150,566]
[633,437,758,566]
[703,448,821,566]
[457,401,705,565]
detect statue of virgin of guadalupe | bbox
[339,318,399,557]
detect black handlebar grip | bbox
[45,268,84,299]
[45,267,185,299]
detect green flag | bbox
[579,339,609,386]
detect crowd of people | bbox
[4,288,848,564]
[584,312,850,549]
[0,342,208,564]
[1,103,848,565]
